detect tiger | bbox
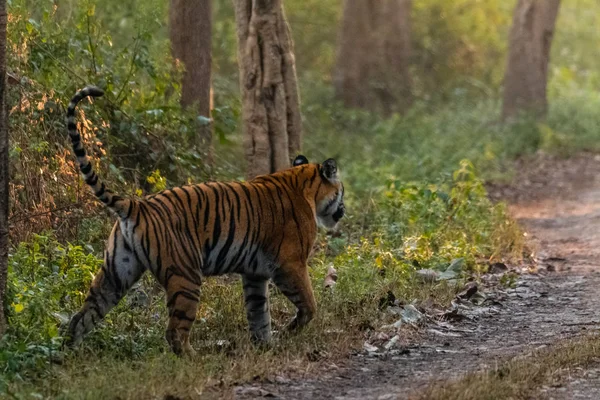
[63,86,345,355]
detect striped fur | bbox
[66,87,132,219]
[64,87,345,355]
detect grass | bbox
[2,229,470,398]
[4,0,600,397]
[9,330,357,398]
[6,281,464,399]
[419,334,600,400]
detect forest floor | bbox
[226,153,600,399]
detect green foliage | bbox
[146,169,167,192]
[411,0,515,99]
[4,0,600,397]
[8,0,222,194]
[1,158,522,396]
[1,234,100,384]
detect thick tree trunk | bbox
[502,0,560,120]
[0,0,8,335]
[233,0,302,179]
[334,0,371,110]
[374,0,413,115]
[334,0,412,116]
[169,0,213,157]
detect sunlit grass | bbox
[419,334,600,400]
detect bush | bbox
[2,234,100,385]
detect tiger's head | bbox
[293,155,345,229]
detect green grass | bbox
[4,0,600,397]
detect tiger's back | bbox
[127,166,325,279]
[64,87,345,355]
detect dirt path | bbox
[233,154,600,400]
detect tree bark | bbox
[334,0,412,116]
[0,0,8,335]
[334,0,371,110]
[233,0,302,179]
[169,0,213,158]
[502,0,561,120]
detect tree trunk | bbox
[334,0,371,110]
[0,0,8,335]
[334,0,412,116]
[169,0,213,159]
[233,0,302,179]
[502,0,561,120]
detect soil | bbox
[231,153,600,400]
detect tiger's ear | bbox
[293,155,309,167]
[320,158,338,182]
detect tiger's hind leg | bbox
[242,275,271,344]
[164,268,201,356]
[64,223,145,348]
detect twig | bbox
[30,39,87,85]
[115,37,140,105]
[23,41,232,181]
[9,203,83,224]
[86,14,97,76]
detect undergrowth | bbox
[2,159,523,397]
[2,0,600,398]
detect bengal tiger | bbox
[63,86,345,355]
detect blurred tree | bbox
[233,0,302,179]
[0,0,7,334]
[502,0,560,120]
[334,0,412,116]
[169,0,213,160]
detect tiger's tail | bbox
[66,86,132,219]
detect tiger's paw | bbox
[250,330,273,350]
[182,343,197,358]
[285,311,314,332]
[61,313,86,350]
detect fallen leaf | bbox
[323,265,338,289]
[457,282,478,300]
[489,262,508,274]
[384,335,400,350]
[364,342,379,353]
[416,269,439,283]
[275,375,290,384]
[233,386,275,397]
[438,258,465,280]
[439,308,467,322]
[469,291,487,306]
[401,304,424,324]
[427,328,462,338]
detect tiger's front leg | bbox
[272,263,317,332]
[242,275,271,343]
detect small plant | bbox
[146,169,167,193]
[2,234,101,384]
